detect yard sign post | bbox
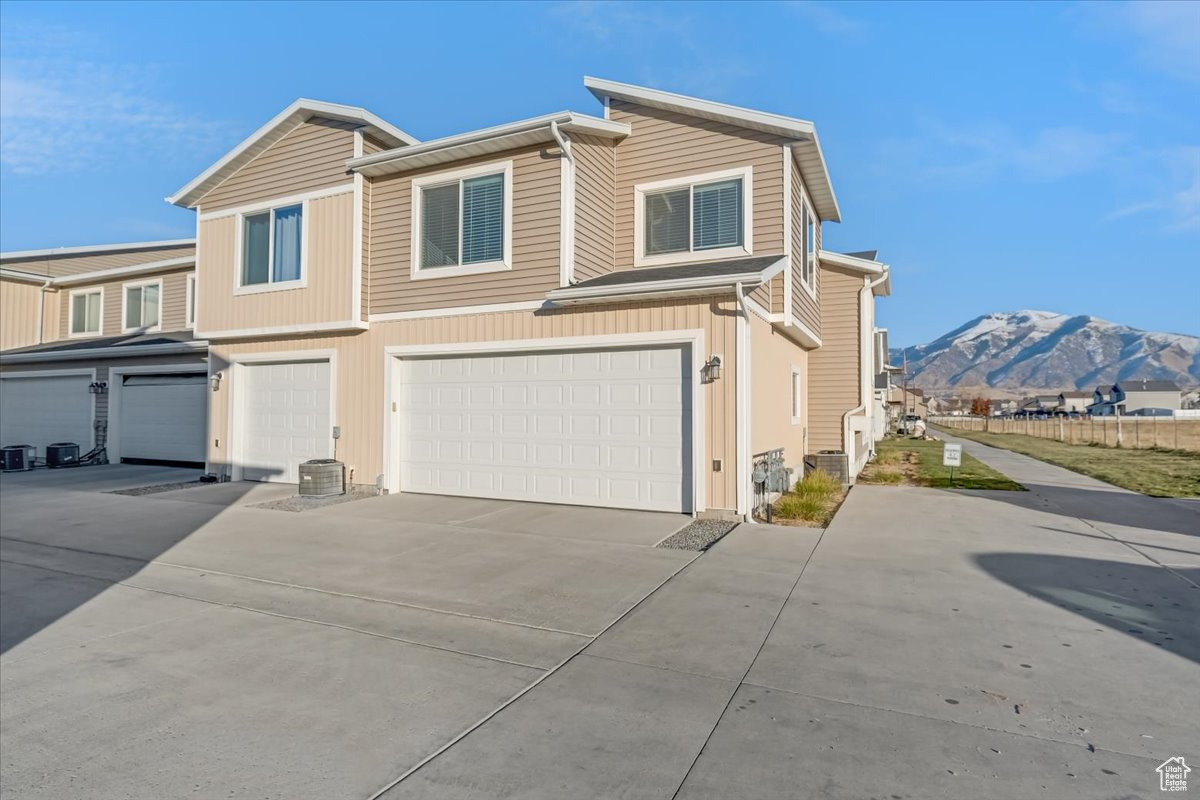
[943,443,962,487]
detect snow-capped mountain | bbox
[893,311,1200,392]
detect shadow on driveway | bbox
[974,552,1200,665]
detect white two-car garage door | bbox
[398,346,693,512]
[0,374,94,457]
[118,373,207,465]
[239,360,331,483]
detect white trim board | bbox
[381,328,707,515]
[369,300,547,322]
[194,319,367,340]
[198,183,353,222]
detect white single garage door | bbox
[398,346,692,512]
[119,373,207,465]
[240,360,331,483]
[0,374,94,457]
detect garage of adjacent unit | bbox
[237,359,332,483]
[116,373,207,466]
[395,345,693,513]
[0,372,95,457]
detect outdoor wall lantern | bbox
[88,381,108,395]
[704,355,722,382]
[209,372,223,392]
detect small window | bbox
[124,281,161,332]
[241,203,303,287]
[803,204,816,288]
[420,172,506,270]
[70,290,102,336]
[645,177,743,256]
[791,368,803,424]
[186,274,197,328]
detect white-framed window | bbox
[122,278,162,333]
[791,366,803,425]
[69,288,103,337]
[634,166,753,267]
[801,198,817,294]
[185,274,197,328]
[237,202,305,292]
[410,160,513,280]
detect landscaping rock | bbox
[655,519,738,551]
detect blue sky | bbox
[1,1,1196,345]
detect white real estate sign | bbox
[942,443,962,467]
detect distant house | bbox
[988,399,1017,416]
[889,386,928,419]
[1086,380,1181,416]
[1019,395,1059,414]
[1057,391,1091,413]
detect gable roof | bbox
[1116,380,1180,392]
[584,76,841,223]
[168,99,418,208]
[0,238,194,262]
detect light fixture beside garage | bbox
[704,355,722,383]
[88,381,108,395]
[209,372,223,392]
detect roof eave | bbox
[0,238,195,261]
[0,339,209,364]
[546,263,781,305]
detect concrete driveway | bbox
[2,456,1197,799]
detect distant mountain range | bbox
[892,311,1200,393]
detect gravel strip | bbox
[108,480,205,496]
[655,519,739,552]
[248,485,378,513]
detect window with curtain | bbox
[124,282,161,330]
[241,203,303,287]
[420,171,506,269]
[643,176,744,258]
[70,290,101,335]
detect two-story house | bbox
[1,78,892,519]
[0,240,206,465]
[1088,380,1181,416]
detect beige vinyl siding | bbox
[206,295,740,511]
[1,244,194,278]
[749,280,771,310]
[368,145,562,314]
[197,191,355,334]
[56,267,195,340]
[609,100,787,269]
[197,118,357,213]
[362,134,389,156]
[1,279,43,350]
[791,157,820,335]
[361,177,371,320]
[769,273,785,315]
[572,133,616,279]
[750,313,808,473]
[807,267,861,453]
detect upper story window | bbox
[803,201,816,290]
[635,167,753,267]
[186,274,197,328]
[69,289,102,337]
[240,203,303,290]
[411,160,513,280]
[123,279,162,333]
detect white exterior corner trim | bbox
[736,298,750,519]
[352,130,365,323]
[551,121,576,287]
[381,329,708,514]
[632,166,754,269]
[194,320,367,340]
[409,160,514,281]
[782,146,794,328]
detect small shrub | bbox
[875,450,901,466]
[871,468,903,484]
[775,493,826,522]
[794,468,840,500]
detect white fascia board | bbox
[0,340,209,364]
[818,249,888,275]
[347,111,629,176]
[789,137,842,223]
[0,238,194,261]
[167,99,418,208]
[0,268,51,284]
[50,256,196,286]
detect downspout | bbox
[842,269,890,467]
[549,120,576,285]
[735,282,752,522]
[36,278,53,345]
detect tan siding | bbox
[368,145,562,314]
[807,268,862,453]
[361,177,371,319]
[750,313,808,473]
[572,133,616,279]
[1,279,43,350]
[55,267,195,340]
[609,100,787,269]
[42,289,60,343]
[791,157,820,335]
[362,134,389,156]
[207,296,740,511]
[197,191,355,334]
[769,273,785,315]
[749,280,771,310]
[197,119,357,213]
[1,244,194,278]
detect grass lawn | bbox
[859,437,1025,491]
[931,427,1200,498]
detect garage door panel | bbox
[119,374,206,464]
[0,375,94,457]
[240,361,330,483]
[399,346,691,512]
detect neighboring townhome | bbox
[1104,380,1181,415]
[0,240,206,466]
[1057,391,1091,413]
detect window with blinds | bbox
[642,175,745,259]
[420,171,506,269]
